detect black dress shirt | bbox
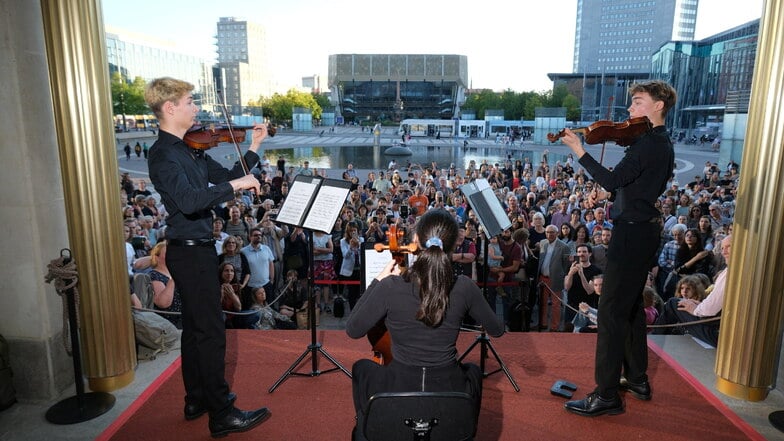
[578,126,674,223]
[148,130,259,240]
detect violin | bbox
[547,116,652,147]
[368,223,418,365]
[183,123,276,150]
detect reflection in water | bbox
[241,145,570,172]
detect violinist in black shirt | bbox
[560,80,676,417]
[145,77,270,437]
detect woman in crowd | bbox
[147,241,183,329]
[249,286,297,330]
[218,236,251,294]
[697,215,715,251]
[339,222,364,310]
[673,228,715,281]
[218,262,245,328]
[313,229,337,313]
[346,209,504,441]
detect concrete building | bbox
[327,54,468,123]
[216,17,273,115]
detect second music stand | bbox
[458,179,520,392]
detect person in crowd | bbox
[707,202,731,231]
[572,274,603,333]
[585,207,613,234]
[346,209,504,441]
[673,275,707,302]
[654,235,731,347]
[672,228,715,283]
[642,286,659,332]
[657,223,687,299]
[217,236,256,329]
[249,286,297,330]
[218,262,252,329]
[339,222,364,310]
[488,227,523,323]
[242,227,275,305]
[312,229,337,314]
[560,80,676,416]
[132,241,182,330]
[224,205,251,245]
[536,225,571,331]
[528,212,547,255]
[211,218,230,254]
[486,234,505,295]
[283,227,309,289]
[145,77,269,436]
[451,224,477,279]
[591,227,611,272]
[258,214,287,289]
[660,200,677,234]
[564,244,602,325]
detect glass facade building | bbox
[652,20,758,136]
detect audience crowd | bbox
[120,153,738,342]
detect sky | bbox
[102,0,764,93]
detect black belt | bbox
[168,238,216,247]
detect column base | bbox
[716,376,769,401]
[88,369,134,392]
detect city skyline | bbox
[102,0,763,94]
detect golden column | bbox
[40,0,136,391]
[715,0,784,401]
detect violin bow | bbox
[216,90,252,176]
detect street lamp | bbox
[119,92,127,132]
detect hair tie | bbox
[425,237,443,249]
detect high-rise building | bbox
[216,17,272,115]
[573,0,699,73]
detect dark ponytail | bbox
[407,209,458,327]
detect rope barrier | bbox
[536,281,721,329]
[44,253,79,355]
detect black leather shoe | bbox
[564,392,624,417]
[209,406,271,438]
[619,376,652,401]
[184,392,237,421]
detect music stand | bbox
[269,175,352,392]
[458,179,520,392]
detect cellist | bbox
[346,209,503,441]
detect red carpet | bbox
[98,331,762,441]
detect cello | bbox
[368,223,418,365]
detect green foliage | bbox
[111,72,148,115]
[462,85,581,121]
[253,89,323,124]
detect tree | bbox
[111,72,148,116]
[562,94,581,121]
[255,89,323,124]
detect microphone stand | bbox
[458,237,520,392]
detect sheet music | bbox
[364,248,393,289]
[275,180,317,226]
[303,184,350,233]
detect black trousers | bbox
[595,221,661,398]
[167,243,232,418]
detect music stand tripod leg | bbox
[269,230,351,393]
[457,238,520,392]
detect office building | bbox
[573,0,698,73]
[216,17,273,115]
